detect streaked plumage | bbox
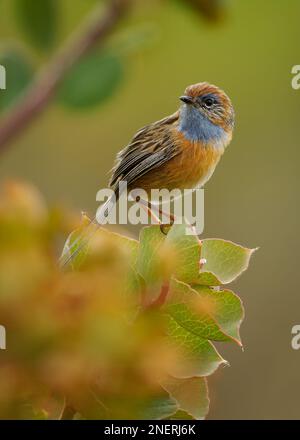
[110,82,234,195]
[61,82,234,266]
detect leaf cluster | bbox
[0,0,226,113]
[61,214,256,419]
[0,180,255,419]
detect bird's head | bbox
[180,82,235,131]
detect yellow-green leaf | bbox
[137,225,167,285]
[137,394,178,420]
[192,285,244,344]
[165,223,201,283]
[60,216,96,269]
[162,376,209,420]
[195,271,221,286]
[165,279,241,344]
[200,239,257,284]
[165,315,226,378]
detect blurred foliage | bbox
[14,0,58,51]
[58,51,123,109]
[0,0,259,420]
[0,0,226,115]
[0,0,299,421]
[0,1,252,419]
[0,180,255,419]
[0,50,33,112]
[174,0,226,22]
[60,200,255,419]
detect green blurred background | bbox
[0,0,300,419]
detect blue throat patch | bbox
[178,104,225,144]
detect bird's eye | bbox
[203,97,214,108]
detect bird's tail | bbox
[59,191,119,268]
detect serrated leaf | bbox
[0,50,32,112]
[165,315,226,378]
[15,0,57,50]
[58,52,123,109]
[162,376,209,420]
[165,279,241,344]
[165,223,201,283]
[200,239,257,284]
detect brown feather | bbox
[109,112,180,191]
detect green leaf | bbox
[101,228,144,302]
[165,315,226,378]
[192,285,244,344]
[60,215,96,269]
[165,279,241,344]
[164,409,194,420]
[195,271,221,286]
[137,394,178,420]
[0,50,32,112]
[165,223,201,284]
[15,0,57,50]
[58,52,123,109]
[61,218,140,291]
[105,229,141,297]
[137,222,201,287]
[162,376,209,420]
[200,239,257,284]
[137,225,166,285]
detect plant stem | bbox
[0,0,130,154]
[142,281,170,310]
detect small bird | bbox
[110,82,234,196]
[63,82,234,265]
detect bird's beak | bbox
[180,95,194,105]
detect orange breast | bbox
[133,133,223,192]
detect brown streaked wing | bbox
[109,112,180,190]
